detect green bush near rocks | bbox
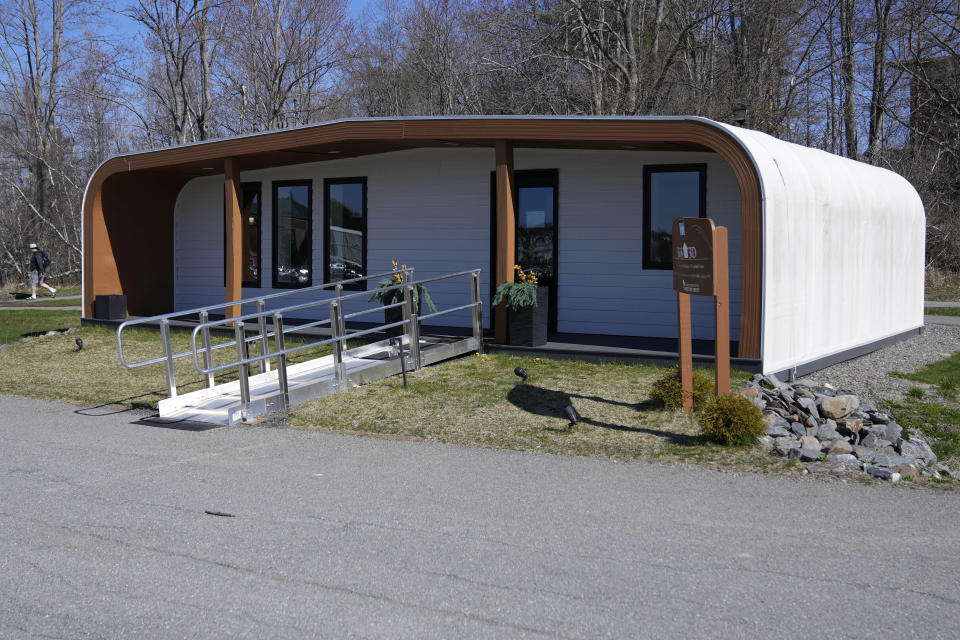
[651,367,714,411]
[699,393,766,446]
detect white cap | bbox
[29,243,37,249]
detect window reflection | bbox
[274,181,312,287]
[326,179,366,288]
[644,166,705,269]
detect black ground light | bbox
[514,367,528,382]
[75,337,83,351]
[563,404,580,430]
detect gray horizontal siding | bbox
[174,147,743,341]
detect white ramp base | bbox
[158,335,479,426]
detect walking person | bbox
[28,243,56,299]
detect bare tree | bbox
[0,0,87,284]
[217,0,352,133]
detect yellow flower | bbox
[392,259,398,267]
[401,264,407,270]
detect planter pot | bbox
[508,287,548,346]
[383,285,423,339]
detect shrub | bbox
[699,394,766,446]
[651,367,713,410]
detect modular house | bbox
[81,116,925,376]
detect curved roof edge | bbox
[81,115,769,358]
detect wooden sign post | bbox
[672,218,730,414]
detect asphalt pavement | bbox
[1,394,959,639]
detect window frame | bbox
[488,168,560,332]
[323,176,368,291]
[222,182,262,289]
[271,179,314,289]
[642,163,707,271]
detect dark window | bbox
[272,180,313,288]
[324,177,367,290]
[643,164,706,270]
[222,182,262,288]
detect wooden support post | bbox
[677,291,694,414]
[224,157,242,320]
[494,140,516,344]
[713,226,730,396]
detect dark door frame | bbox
[490,168,559,332]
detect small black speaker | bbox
[93,294,127,320]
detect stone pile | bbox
[740,374,954,482]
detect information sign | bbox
[672,218,715,296]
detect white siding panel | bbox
[718,125,926,374]
[174,147,744,339]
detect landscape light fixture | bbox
[514,366,528,382]
[75,337,83,351]
[733,104,748,126]
[563,404,580,430]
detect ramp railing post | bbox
[405,285,421,371]
[159,318,177,398]
[235,321,250,421]
[273,313,289,409]
[199,310,215,388]
[330,300,345,389]
[257,298,270,374]
[470,271,482,354]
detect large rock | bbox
[797,396,821,420]
[872,454,918,468]
[739,385,760,399]
[818,421,842,441]
[789,421,806,438]
[805,461,862,476]
[866,465,902,482]
[884,422,903,443]
[891,464,918,478]
[827,439,853,455]
[861,434,891,450]
[819,394,860,419]
[837,418,864,437]
[900,438,938,464]
[827,453,860,464]
[800,435,822,451]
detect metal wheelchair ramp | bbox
[157,335,479,425]
[117,269,483,425]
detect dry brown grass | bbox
[925,267,960,301]
[290,352,794,470]
[0,320,334,410]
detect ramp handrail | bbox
[116,268,410,397]
[188,269,483,420]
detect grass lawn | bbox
[0,312,337,410]
[891,352,960,397]
[0,298,81,309]
[0,309,81,345]
[289,352,789,468]
[925,307,960,316]
[887,352,960,468]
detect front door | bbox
[491,169,559,332]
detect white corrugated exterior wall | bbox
[716,124,925,374]
[173,147,744,340]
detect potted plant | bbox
[370,260,436,338]
[492,265,548,346]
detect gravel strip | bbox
[796,323,960,407]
